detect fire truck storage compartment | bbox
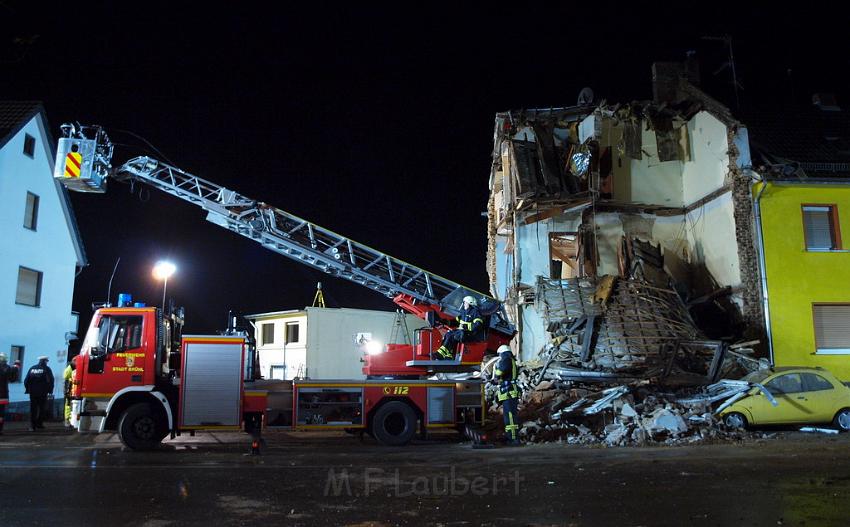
[179,336,245,428]
[427,386,454,425]
[297,386,364,426]
[454,381,484,423]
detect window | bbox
[86,316,143,353]
[15,267,42,307]
[803,205,842,251]
[261,323,274,345]
[802,373,834,392]
[23,192,39,230]
[23,134,35,158]
[285,322,300,344]
[10,346,24,381]
[813,304,850,354]
[765,373,804,395]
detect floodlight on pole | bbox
[152,261,176,311]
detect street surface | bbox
[2,424,850,526]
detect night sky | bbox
[2,4,848,340]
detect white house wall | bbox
[0,115,78,405]
[682,111,730,204]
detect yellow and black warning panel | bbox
[54,137,107,193]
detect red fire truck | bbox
[58,124,515,450]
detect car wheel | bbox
[833,408,850,432]
[724,412,748,430]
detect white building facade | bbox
[0,102,87,411]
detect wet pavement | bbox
[2,422,850,526]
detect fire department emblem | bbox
[126,356,135,368]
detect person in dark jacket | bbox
[0,353,21,435]
[24,356,54,431]
[434,295,486,360]
[494,344,521,446]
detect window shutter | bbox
[814,304,850,351]
[803,207,835,250]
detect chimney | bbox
[812,93,841,111]
[652,62,683,103]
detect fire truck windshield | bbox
[83,315,144,356]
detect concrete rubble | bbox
[484,359,775,446]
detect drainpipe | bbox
[752,178,774,364]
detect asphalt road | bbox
[2,426,850,526]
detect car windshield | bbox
[742,370,773,384]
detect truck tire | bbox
[371,401,417,446]
[118,403,166,451]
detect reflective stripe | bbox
[473,318,483,324]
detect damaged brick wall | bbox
[727,130,766,340]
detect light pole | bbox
[152,261,176,312]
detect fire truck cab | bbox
[71,300,265,450]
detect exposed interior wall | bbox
[516,219,552,283]
[625,123,684,206]
[682,111,730,204]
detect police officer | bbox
[24,356,54,431]
[434,295,485,360]
[494,344,521,446]
[0,353,21,435]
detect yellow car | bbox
[720,367,850,432]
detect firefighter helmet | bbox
[462,295,477,306]
[497,345,512,355]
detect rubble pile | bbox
[485,376,766,446]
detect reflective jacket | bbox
[494,351,519,402]
[24,361,54,397]
[0,363,19,401]
[456,306,485,342]
[63,364,74,398]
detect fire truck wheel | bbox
[119,403,166,451]
[371,401,417,446]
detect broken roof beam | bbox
[521,198,593,225]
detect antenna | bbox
[702,35,742,109]
[106,257,121,307]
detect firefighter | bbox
[0,353,21,435]
[494,344,521,446]
[434,295,485,360]
[24,356,54,431]
[63,359,76,428]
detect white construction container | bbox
[247,307,428,380]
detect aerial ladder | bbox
[55,124,515,379]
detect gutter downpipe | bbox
[752,177,773,365]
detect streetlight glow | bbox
[152,261,176,311]
[152,261,176,281]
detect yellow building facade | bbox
[758,180,850,380]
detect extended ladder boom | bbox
[55,125,514,336]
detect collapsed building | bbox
[486,61,760,373]
[482,61,771,443]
